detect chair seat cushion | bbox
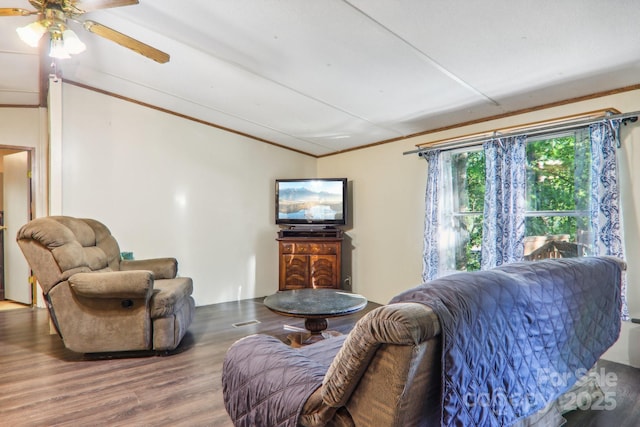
[150,277,194,318]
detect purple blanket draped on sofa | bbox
[390,257,623,427]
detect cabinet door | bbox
[309,255,338,288]
[280,254,309,289]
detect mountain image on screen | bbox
[279,184,343,220]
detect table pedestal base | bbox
[287,330,341,348]
[287,317,341,347]
[304,317,328,334]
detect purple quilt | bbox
[222,333,344,427]
[390,257,623,426]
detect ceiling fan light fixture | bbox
[8,0,167,63]
[16,21,47,47]
[62,29,86,54]
[49,32,70,59]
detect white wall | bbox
[0,107,48,218]
[59,84,316,305]
[320,89,640,315]
[317,141,427,304]
[0,108,40,147]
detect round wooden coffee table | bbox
[263,288,367,347]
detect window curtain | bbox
[422,149,441,281]
[481,136,527,269]
[589,119,629,320]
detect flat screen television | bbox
[275,178,347,226]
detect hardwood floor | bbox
[563,359,640,427]
[1,299,639,426]
[0,298,379,426]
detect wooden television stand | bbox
[277,227,343,291]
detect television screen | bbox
[275,178,347,226]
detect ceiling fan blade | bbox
[72,0,138,13]
[28,0,44,11]
[0,8,38,16]
[83,20,169,64]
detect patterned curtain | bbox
[422,149,441,281]
[481,136,527,269]
[589,119,629,320]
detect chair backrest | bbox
[16,216,122,294]
[301,303,443,426]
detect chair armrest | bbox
[69,271,154,299]
[120,257,177,279]
[222,334,327,426]
[322,303,440,407]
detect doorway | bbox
[0,148,33,306]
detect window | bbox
[442,130,591,272]
[443,149,484,272]
[524,131,591,260]
[427,118,627,319]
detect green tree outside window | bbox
[445,132,590,272]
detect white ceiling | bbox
[1,0,640,156]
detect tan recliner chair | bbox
[16,216,195,354]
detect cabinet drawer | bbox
[310,244,337,254]
[280,242,338,255]
[280,243,296,254]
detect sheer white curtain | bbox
[422,149,442,281]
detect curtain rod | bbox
[403,110,640,156]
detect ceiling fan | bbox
[0,0,169,63]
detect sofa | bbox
[16,216,195,354]
[222,256,625,426]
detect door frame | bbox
[0,146,35,304]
